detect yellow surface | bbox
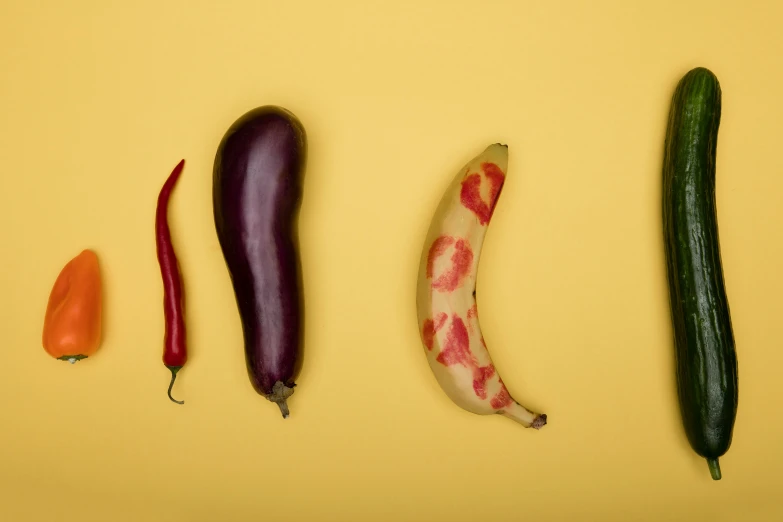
[1,1,781,520]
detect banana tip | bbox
[531,414,547,430]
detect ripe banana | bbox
[416,143,546,429]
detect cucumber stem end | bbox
[707,458,722,480]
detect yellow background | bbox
[1,1,781,520]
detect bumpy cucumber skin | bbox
[662,67,738,480]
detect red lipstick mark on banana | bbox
[427,236,473,292]
[460,162,506,225]
[435,315,496,400]
[490,378,514,410]
[422,312,448,350]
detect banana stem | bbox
[500,402,547,429]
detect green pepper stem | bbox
[57,354,88,364]
[167,366,184,405]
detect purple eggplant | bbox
[213,105,306,418]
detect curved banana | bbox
[416,143,546,429]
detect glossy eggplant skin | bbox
[213,105,307,418]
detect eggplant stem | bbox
[267,381,295,418]
[167,366,184,405]
[275,399,290,418]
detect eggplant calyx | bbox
[266,381,295,418]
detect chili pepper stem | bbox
[166,365,184,405]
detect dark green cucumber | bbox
[662,67,738,481]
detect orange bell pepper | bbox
[42,249,103,363]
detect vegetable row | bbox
[40,67,738,481]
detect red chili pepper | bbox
[156,159,187,404]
